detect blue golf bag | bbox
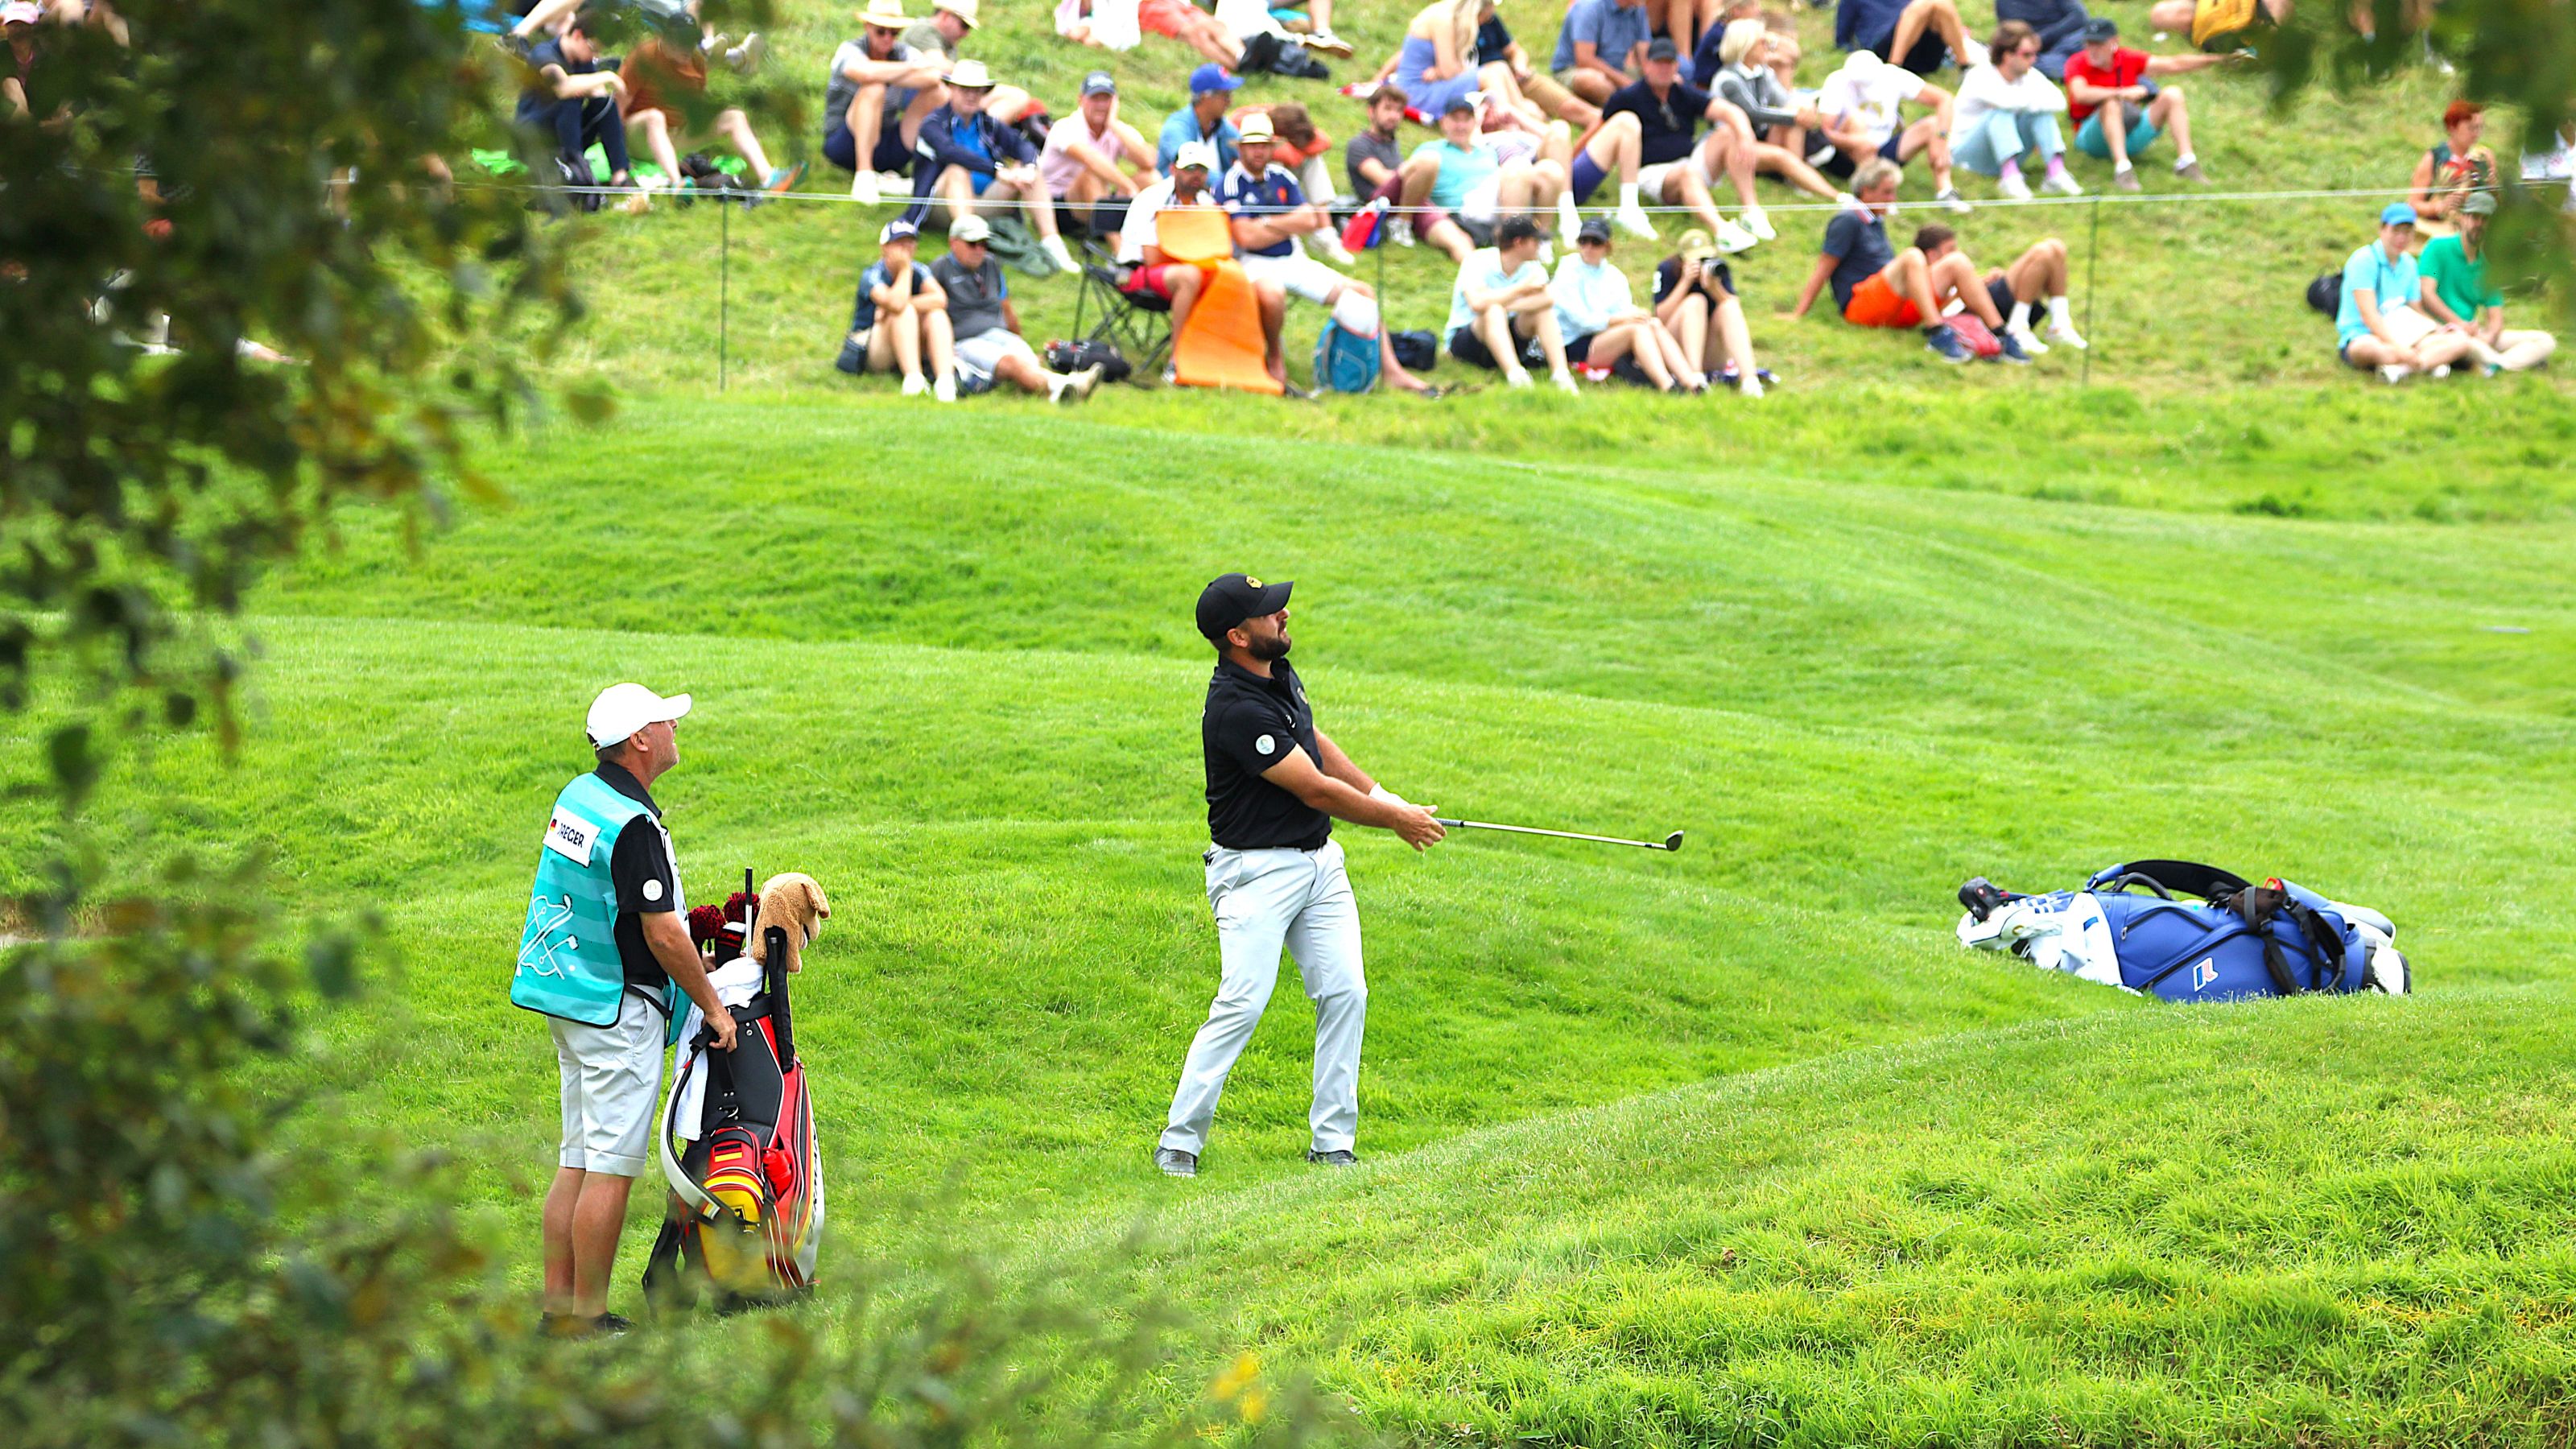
[1956,859,2406,1001]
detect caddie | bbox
[1154,575,1447,1179]
[514,682,735,1338]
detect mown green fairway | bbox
[10,391,2576,1442]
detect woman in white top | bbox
[1549,219,1694,392]
[1948,20,2081,200]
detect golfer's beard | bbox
[1249,633,1291,661]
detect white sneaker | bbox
[2041,170,2084,197]
[2378,362,2411,385]
[1316,234,1357,267]
[1934,187,1974,213]
[1615,204,1657,239]
[2429,363,2452,379]
[933,373,957,402]
[1041,234,1079,274]
[900,372,928,397]
[2007,324,2048,355]
[1550,369,1581,395]
[1738,374,1764,398]
[1505,368,1534,388]
[1055,363,1104,402]
[1557,192,1583,240]
[850,171,881,205]
[1303,27,1353,56]
[1740,206,1777,242]
[2045,321,2089,350]
[1388,215,1416,248]
[1996,171,2033,200]
[722,32,766,74]
[1714,217,1760,254]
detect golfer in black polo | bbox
[1155,574,1447,1179]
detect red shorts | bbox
[1123,262,1192,299]
[1137,0,1194,35]
[1843,270,1923,329]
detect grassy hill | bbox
[10,392,2576,1439]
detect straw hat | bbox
[947,57,993,89]
[857,0,910,27]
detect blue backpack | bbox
[1313,321,1381,394]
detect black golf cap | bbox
[2083,15,2117,39]
[1197,572,1293,642]
[1645,35,1679,60]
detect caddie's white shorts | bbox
[551,1001,665,1177]
[1240,250,1350,306]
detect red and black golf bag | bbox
[645,908,824,1308]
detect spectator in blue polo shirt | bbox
[2334,201,2475,383]
[1550,0,1650,105]
[1159,63,1245,173]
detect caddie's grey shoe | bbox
[1306,1148,1359,1167]
[1155,1147,1198,1178]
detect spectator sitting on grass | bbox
[1401,97,1573,262]
[2415,192,2555,375]
[1472,3,1598,129]
[836,218,958,401]
[1551,217,1696,392]
[1791,159,2066,361]
[2334,201,2475,385]
[1113,141,1236,348]
[1992,0,2088,80]
[617,29,803,196]
[1397,0,1494,122]
[4,1,44,122]
[1550,0,1650,105]
[1950,21,2079,200]
[1218,113,1436,393]
[2407,101,2495,231]
[1652,226,1767,396]
[1160,64,1245,174]
[903,0,1041,129]
[1225,102,1354,261]
[1708,23,1861,207]
[902,60,1081,274]
[2062,16,2223,190]
[1055,0,1243,68]
[824,0,948,205]
[1344,86,1418,242]
[930,214,1104,401]
[1565,39,1769,250]
[1443,213,1581,392]
[1834,0,1975,76]
[1813,48,1970,213]
[516,9,648,211]
[1042,71,1158,253]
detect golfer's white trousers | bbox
[1161,838,1366,1156]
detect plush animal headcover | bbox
[746,872,830,974]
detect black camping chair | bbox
[1068,239,1172,382]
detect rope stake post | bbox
[719,197,730,393]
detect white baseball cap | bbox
[1174,139,1218,172]
[586,682,691,748]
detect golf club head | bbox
[1663,831,1684,852]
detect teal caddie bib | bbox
[513,773,656,1026]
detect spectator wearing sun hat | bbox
[1159,63,1245,173]
[904,59,1081,272]
[1042,70,1160,248]
[902,0,1040,126]
[824,0,949,205]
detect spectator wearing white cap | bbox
[902,59,1080,273]
[836,218,958,400]
[1042,71,1160,250]
[515,683,736,1340]
[1116,141,1240,348]
[826,0,950,206]
[1217,114,1436,394]
[930,215,1104,400]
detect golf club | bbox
[1433,818,1685,852]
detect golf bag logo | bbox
[2190,956,2219,992]
[520,894,583,979]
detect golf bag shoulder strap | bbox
[2087,860,2254,901]
[2206,879,2345,993]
